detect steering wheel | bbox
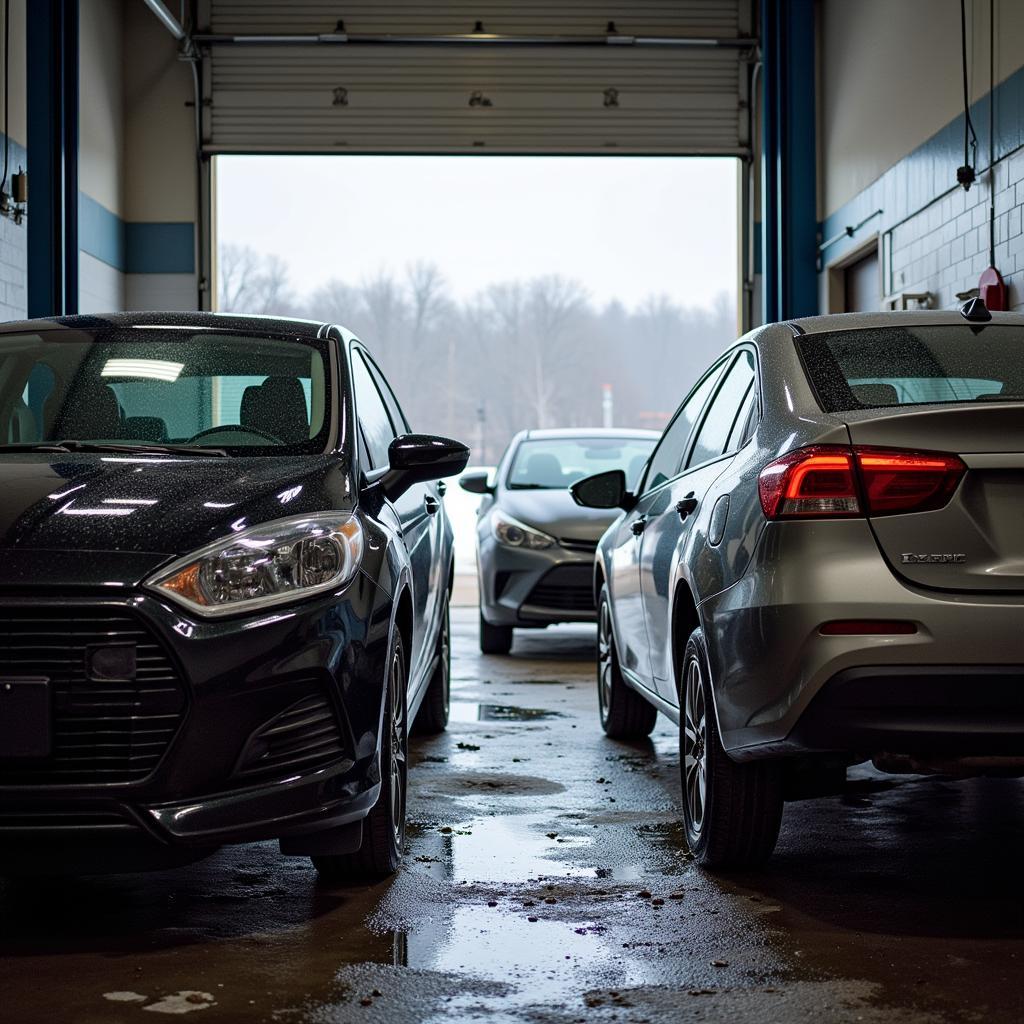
[188,424,285,445]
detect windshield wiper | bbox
[0,441,229,457]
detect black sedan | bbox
[0,312,468,879]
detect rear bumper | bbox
[701,519,1024,759]
[787,665,1024,756]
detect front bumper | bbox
[702,519,1024,760]
[477,535,597,626]
[0,570,393,861]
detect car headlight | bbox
[147,512,364,618]
[490,509,554,550]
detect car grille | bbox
[234,691,348,782]
[524,564,596,612]
[559,537,599,555]
[0,608,186,787]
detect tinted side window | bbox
[363,352,412,433]
[687,351,756,468]
[351,350,397,469]
[726,383,758,452]
[642,362,725,492]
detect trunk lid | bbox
[846,403,1024,592]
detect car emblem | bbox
[900,553,966,564]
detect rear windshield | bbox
[797,325,1024,413]
[507,436,656,490]
[0,327,331,455]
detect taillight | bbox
[855,448,965,514]
[758,446,859,518]
[758,446,965,519]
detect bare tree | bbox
[217,244,294,315]
[213,242,738,460]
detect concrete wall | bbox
[79,0,126,313]
[0,1,199,322]
[77,0,197,314]
[0,0,27,321]
[123,0,197,311]
[819,0,1024,312]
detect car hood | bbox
[497,487,621,543]
[0,453,354,587]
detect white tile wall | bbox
[79,251,125,313]
[887,149,1024,312]
[0,213,28,322]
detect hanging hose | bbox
[1,0,10,196]
[957,0,979,189]
[988,0,995,265]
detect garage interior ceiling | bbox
[200,1,754,155]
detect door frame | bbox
[825,233,881,313]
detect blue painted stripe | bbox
[76,192,195,275]
[821,61,1024,268]
[125,221,195,275]
[78,192,125,270]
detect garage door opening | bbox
[215,154,739,462]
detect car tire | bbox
[479,611,513,655]
[313,630,407,883]
[597,585,657,739]
[679,627,783,869]
[412,594,451,736]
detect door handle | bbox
[424,496,440,515]
[676,492,699,521]
[437,480,447,497]
[631,517,647,536]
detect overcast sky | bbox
[216,155,738,311]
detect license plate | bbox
[0,678,51,758]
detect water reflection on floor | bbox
[2,609,1024,1023]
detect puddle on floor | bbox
[449,702,564,723]
[412,816,597,883]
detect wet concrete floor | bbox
[2,606,1023,1022]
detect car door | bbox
[639,350,757,698]
[364,350,447,684]
[350,347,437,681]
[609,364,725,686]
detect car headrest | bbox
[55,382,122,439]
[124,416,168,442]
[7,398,37,444]
[525,452,564,488]
[851,383,899,407]
[241,376,309,443]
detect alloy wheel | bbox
[597,600,614,722]
[682,657,707,834]
[439,606,451,716]
[388,645,407,844]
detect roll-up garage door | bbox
[199,1,754,155]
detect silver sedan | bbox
[572,304,1024,868]
[460,428,657,654]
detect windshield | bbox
[0,328,331,455]
[798,325,1024,412]
[507,436,656,490]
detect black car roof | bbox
[0,311,331,339]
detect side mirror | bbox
[381,434,470,500]
[570,469,636,512]
[459,469,494,495]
